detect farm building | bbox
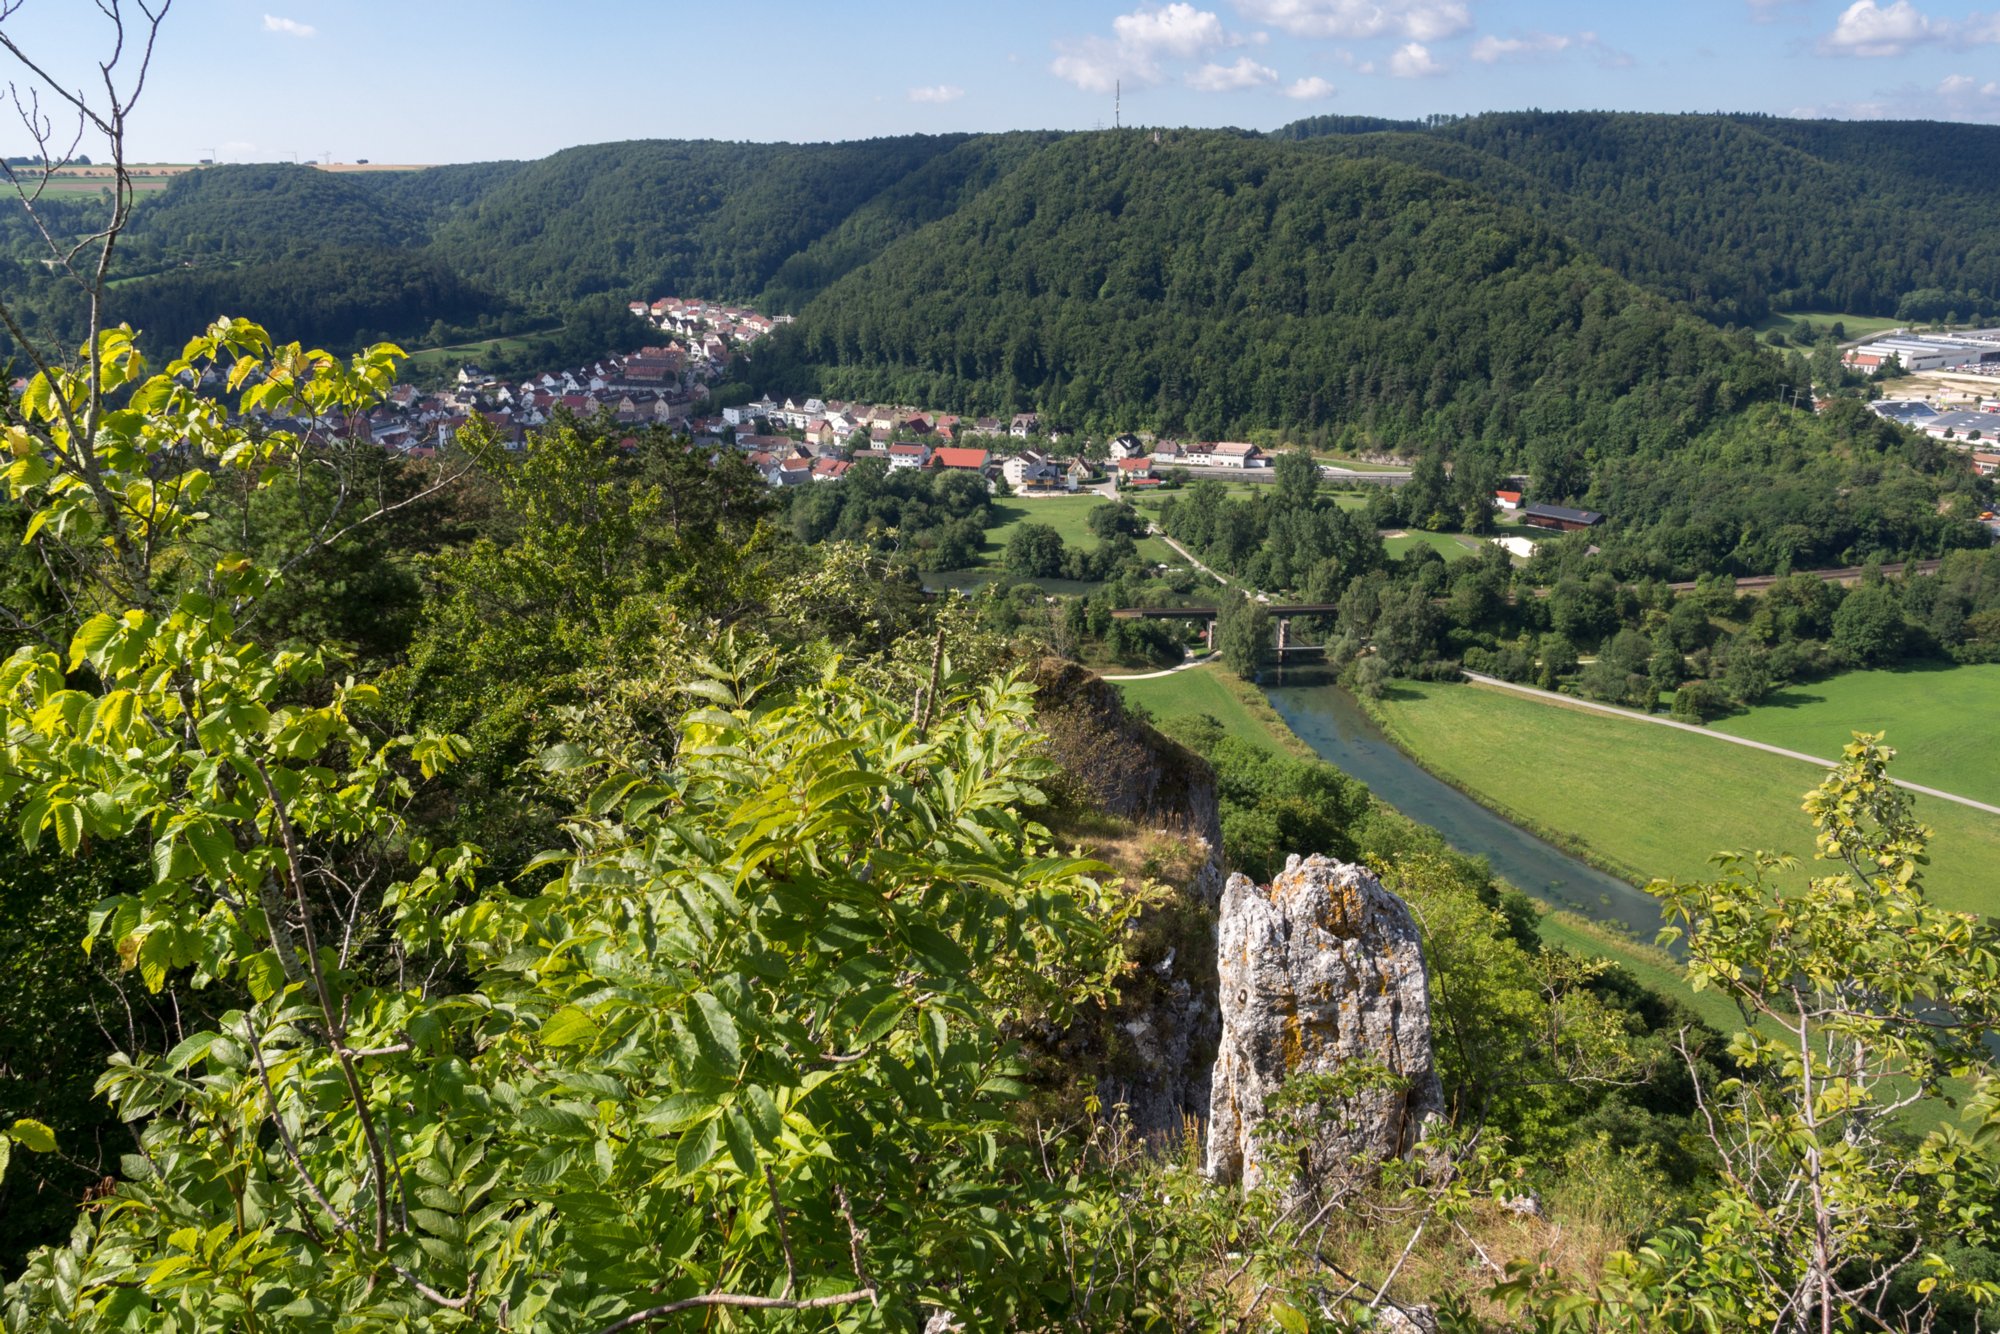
[1520,502,1604,533]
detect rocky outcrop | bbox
[1030,659,1224,1135]
[1206,854,1443,1195]
[1028,659,1224,903]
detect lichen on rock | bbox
[1206,853,1443,1194]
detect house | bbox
[1001,451,1056,490]
[811,457,851,483]
[1520,502,1604,533]
[1151,440,1184,463]
[973,417,1003,437]
[777,456,814,487]
[1009,412,1040,439]
[1493,490,1522,511]
[1208,441,1264,468]
[1116,456,1154,484]
[927,447,991,475]
[887,443,930,471]
[1063,459,1091,492]
[1107,433,1145,461]
[1972,452,2000,477]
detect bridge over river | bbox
[1111,603,1337,657]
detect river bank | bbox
[1115,662,1730,1028]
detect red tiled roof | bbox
[929,447,990,470]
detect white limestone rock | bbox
[1205,854,1443,1194]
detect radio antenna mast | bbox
[1115,80,1121,129]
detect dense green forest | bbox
[6,111,1997,365]
[1281,111,2000,324]
[754,130,1784,453]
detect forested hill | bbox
[758,129,1780,464]
[4,114,1995,398]
[423,135,985,304]
[1276,111,2000,324]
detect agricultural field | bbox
[32,163,195,196]
[1369,679,2000,920]
[1711,662,2000,807]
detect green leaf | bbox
[743,1085,782,1146]
[721,1108,759,1176]
[852,995,907,1048]
[688,992,741,1072]
[9,1118,57,1153]
[676,1117,719,1177]
[539,1006,598,1050]
[241,951,286,1003]
[67,613,119,672]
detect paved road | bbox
[1460,671,2000,817]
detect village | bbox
[189,294,1311,501]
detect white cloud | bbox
[1934,70,2000,117]
[1051,36,1156,92]
[1387,41,1446,77]
[1113,3,1228,56]
[1233,0,1470,42]
[908,84,965,103]
[1187,55,1279,90]
[261,14,315,37]
[1051,4,1237,92]
[1284,75,1338,98]
[1820,0,1936,55]
[1472,29,1632,67]
[1471,32,1571,62]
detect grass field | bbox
[976,495,1178,571]
[1712,662,2000,807]
[1115,664,1291,754]
[1384,530,1482,561]
[1371,680,2000,920]
[404,333,554,371]
[1753,310,1906,342]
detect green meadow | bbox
[1711,663,2000,807]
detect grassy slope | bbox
[1371,680,2000,920]
[1115,664,1289,754]
[1711,663,2000,807]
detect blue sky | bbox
[3,0,1997,164]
